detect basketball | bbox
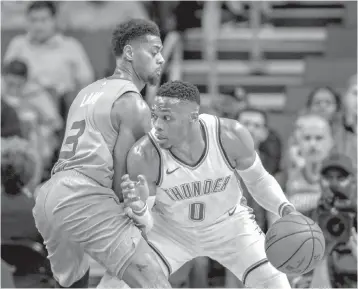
[265,213,325,275]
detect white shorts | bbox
[147,205,269,284]
[99,204,272,288]
[33,170,142,287]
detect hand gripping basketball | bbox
[265,213,325,276]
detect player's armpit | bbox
[111,92,151,200]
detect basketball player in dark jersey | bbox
[33,19,170,288]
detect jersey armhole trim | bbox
[215,116,236,171]
[148,133,163,186]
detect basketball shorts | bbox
[147,204,270,285]
[32,170,142,287]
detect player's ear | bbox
[123,45,134,62]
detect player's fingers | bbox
[137,175,147,186]
[121,181,135,190]
[122,188,136,198]
[121,174,131,181]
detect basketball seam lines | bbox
[265,229,322,251]
[300,215,315,273]
[276,238,311,269]
[273,219,315,226]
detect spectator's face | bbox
[238,111,267,146]
[132,35,164,86]
[344,78,357,119]
[27,8,56,42]
[310,88,338,120]
[2,74,26,97]
[321,168,353,201]
[299,118,333,162]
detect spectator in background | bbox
[1,137,40,243]
[305,86,341,125]
[298,153,357,288]
[334,74,357,172]
[4,1,94,119]
[284,113,333,218]
[59,1,149,31]
[2,59,62,180]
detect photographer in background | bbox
[295,153,357,288]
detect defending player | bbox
[118,81,299,288]
[32,19,171,288]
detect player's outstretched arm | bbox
[219,118,296,217]
[111,92,151,200]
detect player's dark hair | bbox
[3,59,28,79]
[1,137,36,195]
[157,81,201,105]
[111,19,160,57]
[27,1,57,16]
[306,86,341,112]
[236,107,268,127]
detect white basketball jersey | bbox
[149,114,243,228]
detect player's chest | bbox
[158,166,234,203]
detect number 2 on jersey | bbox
[59,120,86,159]
[189,202,205,221]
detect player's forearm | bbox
[238,153,295,217]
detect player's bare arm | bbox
[111,91,151,200]
[121,136,160,231]
[219,118,296,217]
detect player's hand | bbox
[121,174,149,212]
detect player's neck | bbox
[170,122,205,163]
[113,62,145,91]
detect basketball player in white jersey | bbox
[32,19,171,288]
[103,80,301,288]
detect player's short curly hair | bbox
[111,19,160,57]
[157,81,201,105]
[1,137,37,195]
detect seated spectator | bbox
[1,137,40,243]
[59,1,149,31]
[2,59,63,177]
[284,113,334,218]
[4,1,94,118]
[334,74,357,172]
[305,86,342,125]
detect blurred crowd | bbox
[1,1,357,288]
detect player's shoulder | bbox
[218,117,255,159]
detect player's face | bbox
[299,120,332,162]
[132,35,164,86]
[151,97,195,149]
[310,88,338,120]
[238,111,267,146]
[27,8,56,42]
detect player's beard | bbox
[147,73,160,86]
